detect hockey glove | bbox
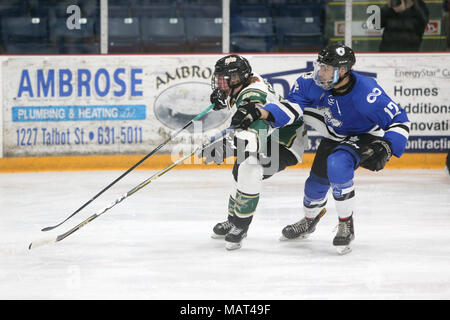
[359,138,393,172]
[201,136,236,164]
[231,99,262,130]
[210,89,228,111]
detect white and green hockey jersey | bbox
[228,73,307,162]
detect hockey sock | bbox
[303,173,329,219]
[227,195,236,221]
[339,214,353,222]
[229,154,263,230]
[304,196,327,219]
[327,150,357,219]
[233,189,259,230]
[331,180,355,219]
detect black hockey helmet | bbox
[313,44,356,90]
[211,54,253,93]
[317,44,355,72]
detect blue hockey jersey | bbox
[263,72,410,157]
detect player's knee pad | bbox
[327,150,356,185]
[234,156,263,195]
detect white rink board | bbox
[1,53,449,158]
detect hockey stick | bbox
[40,104,215,232]
[29,126,234,250]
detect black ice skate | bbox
[280,208,326,241]
[224,226,247,250]
[333,215,355,255]
[211,220,234,239]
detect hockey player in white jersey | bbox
[201,54,307,250]
[263,44,411,254]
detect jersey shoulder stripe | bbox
[235,88,268,107]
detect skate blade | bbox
[335,245,352,255]
[225,242,242,250]
[211,233,226,239]
[279,234,310,241]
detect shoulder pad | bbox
[235,88,267,107]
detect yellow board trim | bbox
[0,153,446,172]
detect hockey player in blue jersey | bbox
[231,44,410,254]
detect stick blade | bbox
[41,226,57,232]
[28,235,57,250]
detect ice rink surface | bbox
[0,168,449,300]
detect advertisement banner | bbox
[2,53,449,157]
[2,55,229,157]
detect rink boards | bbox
[0,153,446,172]
[0,53,448,171]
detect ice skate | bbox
[333,215,355,255]
[280,208,326,241]
[211,220,234,239]
[225,226,247,250]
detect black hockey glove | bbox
[231,99,262,130]
[359,138,393,172]
[201,136,236,165]
[210,89,228,111]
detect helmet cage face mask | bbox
[313,61,340,90]
[211,72,242,95]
